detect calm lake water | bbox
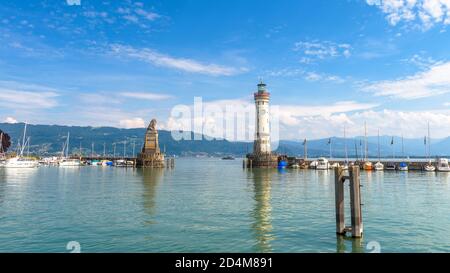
[1,158,449,253]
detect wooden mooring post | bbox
[334,166,363,238]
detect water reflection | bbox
[138,168,164,224]
[336,235,364,253]
[249,169,276,252]
[1,167,38,183]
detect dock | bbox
[287,157,440,171]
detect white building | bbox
[253,81,271,155]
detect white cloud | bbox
[3,117,18,123]
[165,97,378,141]
[119,118,146,128]
[120,92,173,100]
[291,109,450,139]
[0,81,59,109]
[293,40,352,60]
[402,53,440,68]
[267,68,346,83]
[366,0,450,29]
[364,61,450,99]
[111,44,246,76]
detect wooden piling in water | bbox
[349,166,363,238]
[334,166,345,235]
[334,166,363,238]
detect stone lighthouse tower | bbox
[254,81,271,154]
[247,81,279,168]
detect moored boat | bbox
[398,162,408,171]
[316,157,329,170]
[436,158,450,172]
[374,161,384,171]
[424,161,436,172]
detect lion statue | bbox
[149,119,157,131]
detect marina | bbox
[1,157,449,252]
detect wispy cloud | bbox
[267,68,346,83]
[0,81,59,109]
[366,0,450,29]
[120,92,173,100]
[119,117,146,128]
[364,61,450,99]
[111,44,247,76]
[293,40,352,62]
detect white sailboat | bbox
[2,123,38,168]
[363,122,373,171]
[58,132,81,167]
[374,129,384,171]
[342,125,349,170]
[424,122,435,172]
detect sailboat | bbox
[363,122,373,171]
[374,129,384,171]
[59,132,81,167]
[398,135,408,171]
[2,123,38,168]
[424,122,435,172]
[342,126,349,170]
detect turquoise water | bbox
[0,158,449,253]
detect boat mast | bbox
[344,126,348,163]
[427,122,431,160]
[20,123,27,156]
[377,129,381,161]
[66,132,70,158]
[27,137,30,157]
[355,140,358,162]
[329,138,332,159]
[123,139,126,159]
[364,122,368,161]
[401,134,405,159]
[103,142,106,157]
[303,138,308,160]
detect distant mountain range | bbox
[1,122,449,157]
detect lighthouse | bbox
[253,81,271,155]
[246,81,279,168]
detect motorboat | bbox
[436,158,450,172]
[386,162,396,171]
[374,161,384,171]
[316,157,329,170]
[59,158,81,167]
[398,162,408,171]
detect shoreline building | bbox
[137,119,165,168]
[247,81,279,168]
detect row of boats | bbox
[0,157,135,168]
[0,124,136,168]
[307,157,450,172]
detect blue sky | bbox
[1,0,450,139]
